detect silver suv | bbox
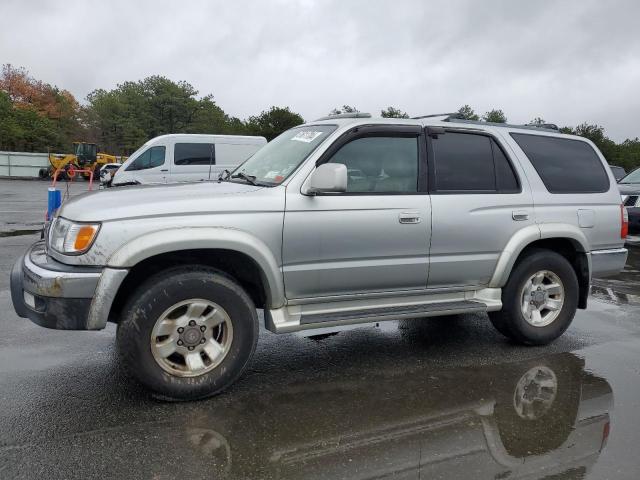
[11,113,628,400]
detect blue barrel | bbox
[47,187,62,219]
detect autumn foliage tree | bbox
[0,64,84,151]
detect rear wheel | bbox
[489,249,578,345]
[117,266,259,400]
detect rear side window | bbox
[510,133,610,193]
[174,143,215,166]
[125,146,166,171]
[432,132,519,193]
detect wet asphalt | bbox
[1,179,640,479]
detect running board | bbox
[265,293,499,334]
[300,300,484,325]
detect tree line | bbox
[1,65,638,171]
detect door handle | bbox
[512,210,529,221]
[160,169,168,172]
[399,212,421,224]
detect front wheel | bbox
[489,249,579,345]
[117,266,259,401]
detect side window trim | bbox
[313,125,428,195]
[426,128,522,195]
[489,135,521,193]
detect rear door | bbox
[282,125,432,299]
[214,143,264,179]
[426,128,534,289]
[170,142,216,182]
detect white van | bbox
[112,134,267,185]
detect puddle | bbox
[0,229,41,237]
[0,352,613,479]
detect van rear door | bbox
[214,143,265,178]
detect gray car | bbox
[618,167,640,234]
[10,113,628,400]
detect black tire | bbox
[117,266,259,401]
[489,249,578,345]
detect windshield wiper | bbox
[217,169,231,182]
[231,172,258,186]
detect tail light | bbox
[600,421,611,451]
[621,204,629,239]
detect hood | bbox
[618,183,640,195]
[59,181,269,222]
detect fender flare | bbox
[489,223,590,288]
[107,226,285,308]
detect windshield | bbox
[620,167,640,184]
[230,125,336,185]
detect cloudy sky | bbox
[2,0,639,141]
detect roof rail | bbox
[442,117,560,133]
[524,122,559,131]
[314,112,372,121]
[411,112,461,120]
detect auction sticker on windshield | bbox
[291,131,324,143]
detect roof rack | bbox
[411,113,460,120]
[524,122,559,131]
[442,117,560,133]
[314,112,372,121]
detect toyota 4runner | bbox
[11,113,628,400]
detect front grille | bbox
[624,195,639,207]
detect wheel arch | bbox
[490,224,590,309]
[104,227,285,323]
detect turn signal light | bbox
[74,225,99,251]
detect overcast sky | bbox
[2,0,639,141]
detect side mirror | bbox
[306,163,347,194]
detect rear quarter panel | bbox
[497,131,624,251]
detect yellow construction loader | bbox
[41,142,121,180]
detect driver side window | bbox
[126,146,166,171]
[327,136,418,193]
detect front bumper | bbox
[10,241,127,330]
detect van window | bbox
[125,146,166,171]
[328,136,418,193]
[174,143,215,166]
[510,133,610,193]
[432,132,518,192]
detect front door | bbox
[282,126,431,300]
[123,144,168,184]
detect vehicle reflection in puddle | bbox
[13,352,611,479]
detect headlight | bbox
[49,217,101,255]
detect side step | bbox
[300,300,485,325]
